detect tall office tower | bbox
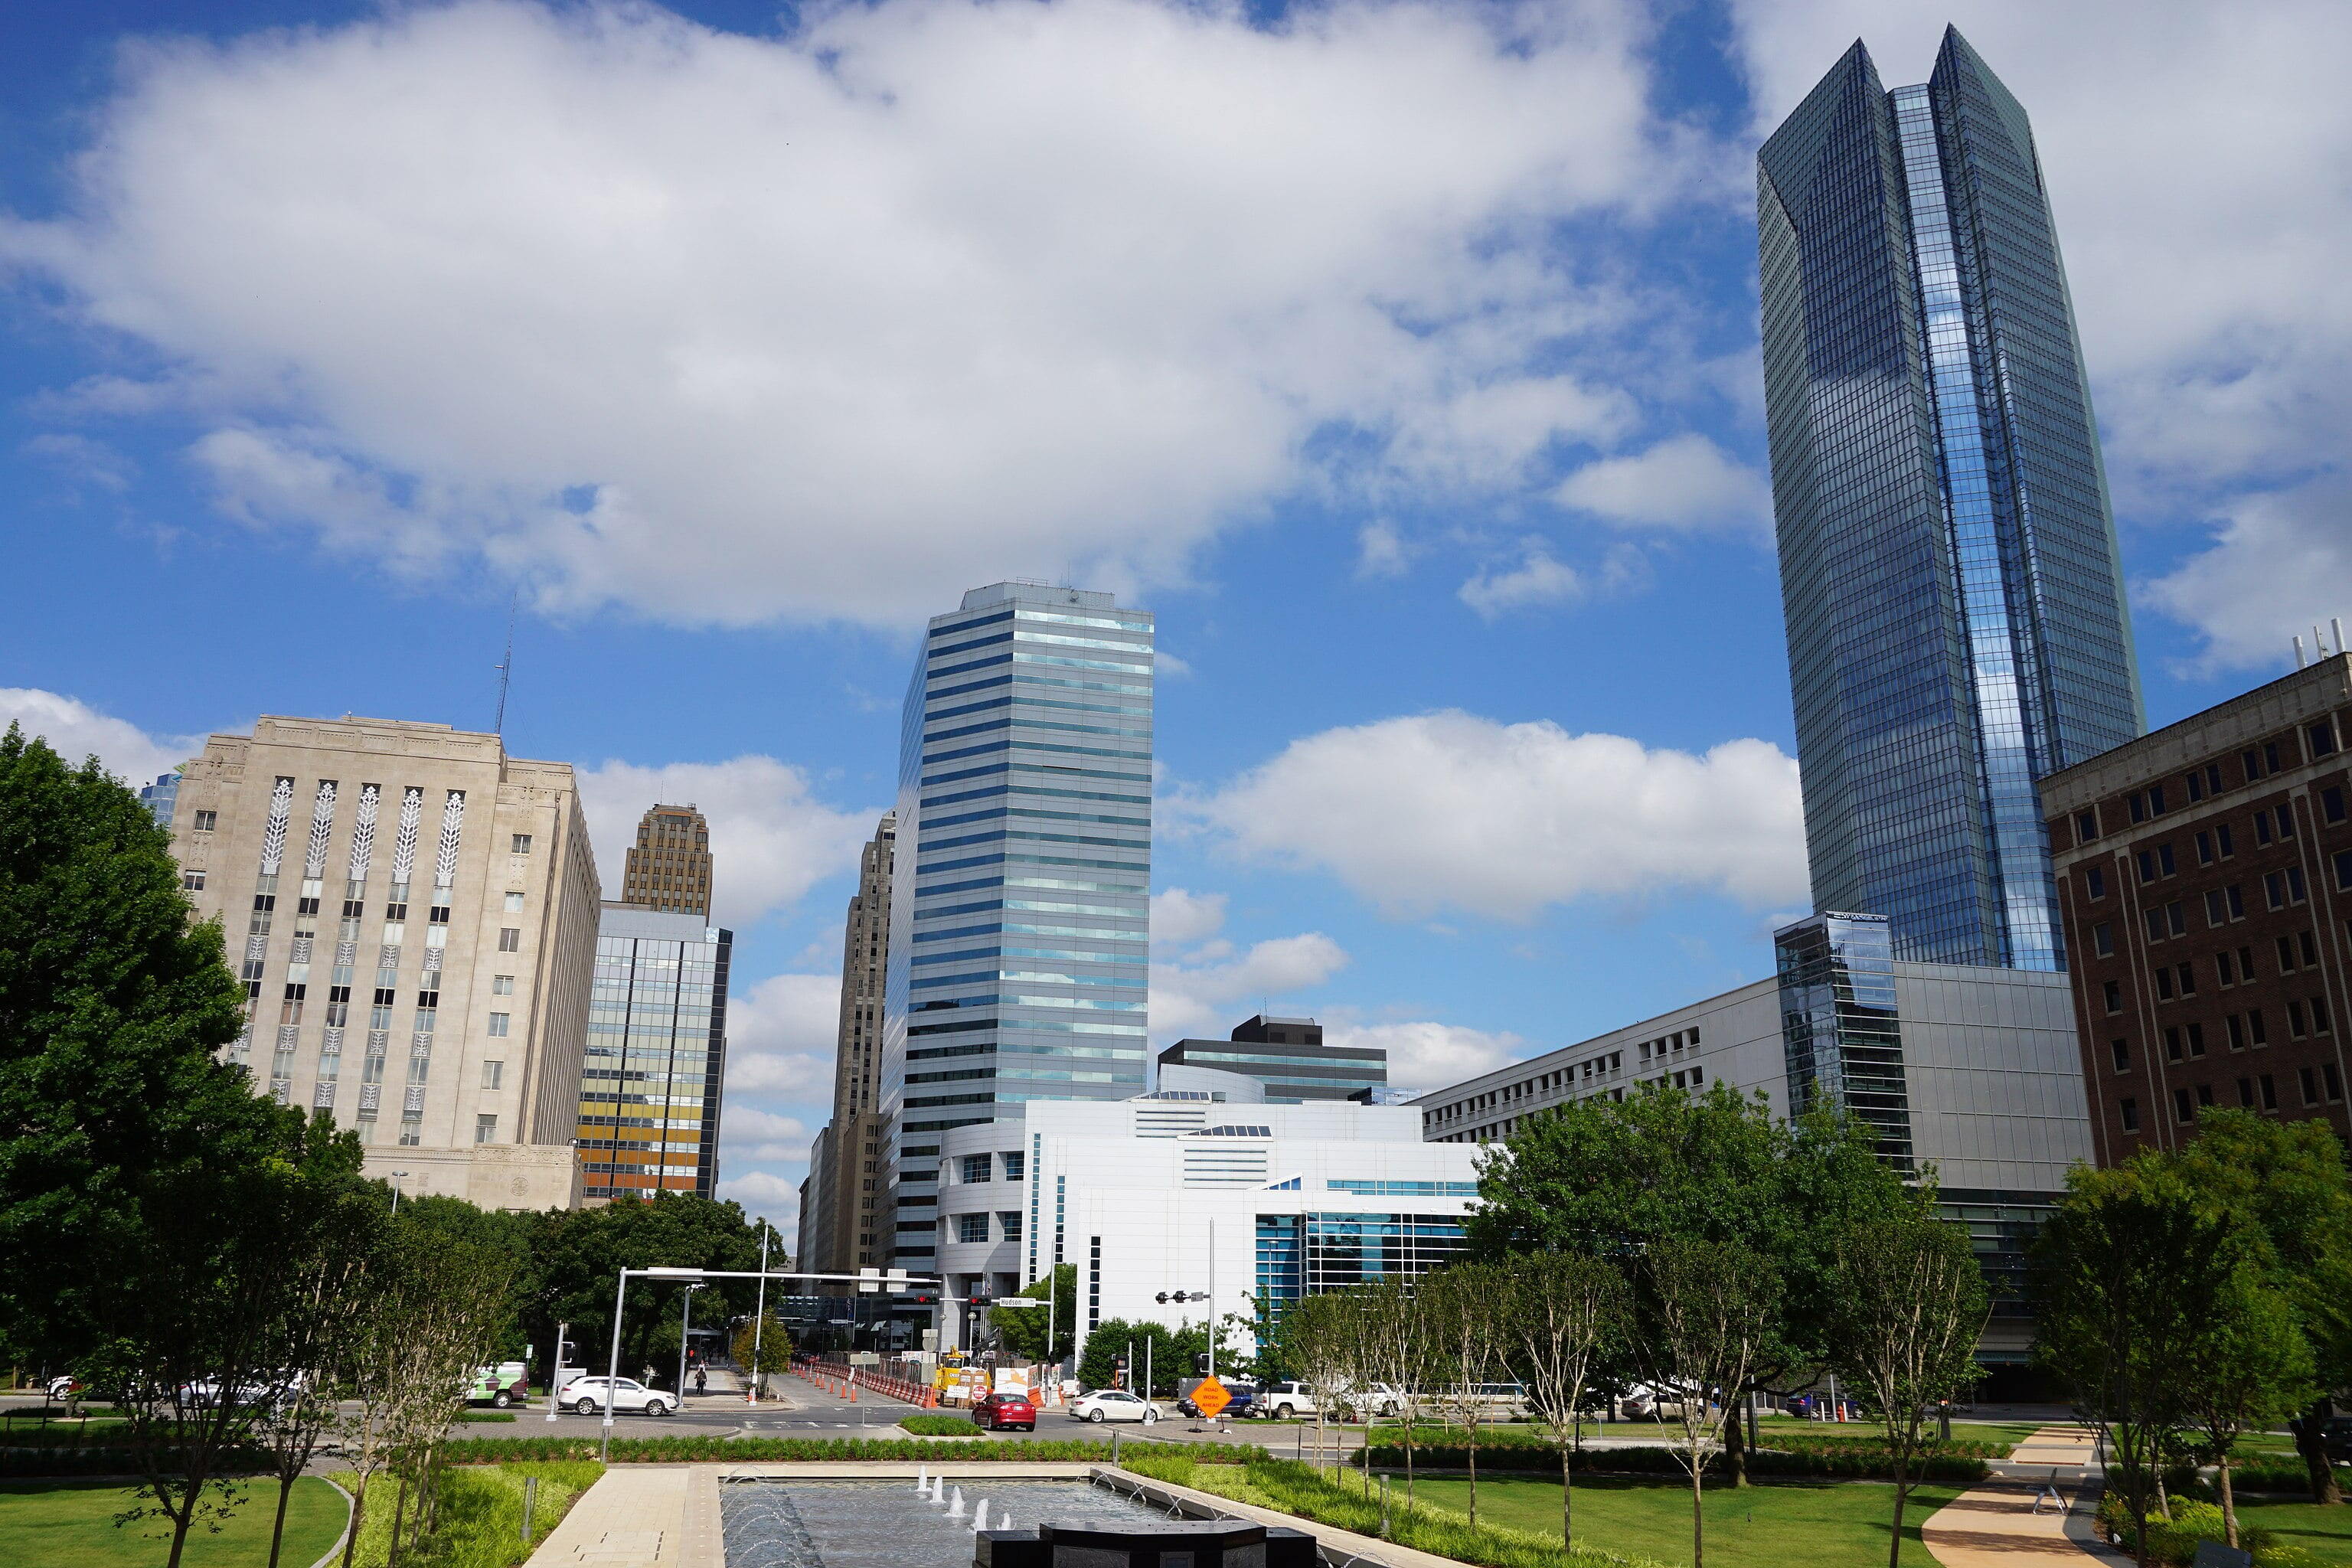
[619,803,712,916]
[573,905,730,1202]
[880,583,1154,1274]
[801,812,896,1273]
[1758,28,2142,969]
[169,717,600,1209]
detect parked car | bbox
[1329,1381,1407,1419]
[1068,1388,1160,1424]
[1259,1381,1318,1420]
[1176,1380,1257,1419]
[45,1375,81,1402]
[179,1377,299,1413]
[467,1361,531,1408]
[971,1390,1037,1432]
[561,1376,673,1417]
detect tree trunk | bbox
[267,1474,296,1568]
[386,1472,411,1568]
[2219,1457,2238,1549]
[1466,1423,1478,1530]
[2298,1401,2343,1504]
[1403,1406,1415,1504]
[340,1487,367,1568]
[1887,1457,1909,1568]
[1726,1394,1748,1488]
[1690,1459,1706,1568]
[1560,1442,1574,1547]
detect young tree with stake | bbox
[1641,1237,1778,1568]
[1416,1263,1506,1527]
[1498,1251,1629,1550]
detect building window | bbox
[2164,1027,2182,1063]
[475,1114,498,1144]
[2076,809,2098,841]
[2120,1097,2139,1132]
[2109,1038,2130,1073]
[2086,866,2107,900]
[487,1012,510,1037]
[498,927,521,952]
[492,974,514,995]
[511,833,534,854]
[2174,1086,2195,1124]
[2188,1022,2207,1057]
[2138,851,2156,884]
[2187,771,2207,804]
[955,1213,988,1244]
[2217,823,2236,858]
[502,891,525,913]
[482,1060,504,1089]
[2335,849,2352,892]
[2249,1008,2269,1046]
[2291,1001,2311,1038]
[959,1154,991,1184]
[2177,962,2197,997]
[2130,792,2148,824]
[182,870,205,891]
[2315,995,2334,1034]
[2154,968,2174,1001]
[2330,1064,2347,1104]
[1001,1151,1025,1181]
[2312,720,2340,758]
[2302,1067,2321,1106]
[2262,1074,2278,1110]
[2227,1014,2246,1051]
[2239,1077,2256,1108]
[2103,979,2122,1014]
[2196,831,2214,865]
[398,1115,423,1148]
[2324,786,2347,825]
[2243,747,2265,782]
[2219,949,2237,985]
[191,809,217,831]
[998,1210,1023,1240]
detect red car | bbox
[971,1390,1037,1432]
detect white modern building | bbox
[933,1091,1481,1358]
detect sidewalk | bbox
[1922,1426,2128,1568]
[522,1465,723,1568]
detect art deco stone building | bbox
[618,803,712,915]
[799,812,895,1274]
[171,716,599,1209]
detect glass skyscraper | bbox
[880,582,1154,1269]
[1758,28,2142,970]
[576,905,730,1202]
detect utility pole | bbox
[750,1222,771,1403]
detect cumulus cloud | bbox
[0,688,206,786]
[1458,548,1585,619]
[1355,521,1415,580]
[1553,433,1769,533]
[1190,711,1807,920]
[714,1168,803,1232]
[719,1105,815,1165]
[2141,477,2352,675]
[3,0,1707,627]
[720,971,840,1100]
[1152,931,1350,1044]
[1325,1020,1524,1093]
[1149,887,1229,949]
[1730,1,2352,668]
[577,756,878,926]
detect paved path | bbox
[523,1465,723,1568]
[1922,1426,2128,1568]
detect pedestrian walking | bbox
[694,1367,707,1397]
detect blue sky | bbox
[5,0,2348,1236]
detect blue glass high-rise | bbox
[880,582,1153,1270]
[1759,28,2143,969]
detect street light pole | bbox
[600,1272,628,1464]
[677,1284,704,1405]
[390,1170,410,1214]
[750,1223,770,1403]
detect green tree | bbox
[732,1310,795,1392]
[1466,1084,1905,1482]
[2177,1261,2312,1549]
[1416,1263,1507,1526]
[514,1192,767,1387]
[1828,1194,1988,1568]
[1497,1251,1630,1550]
[1640,1237,1779,1568]
[2167,1109,2352,1504]
[2034,1161,2243,1568]
[990,1265,1077,1364]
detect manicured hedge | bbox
[0,1442,272,1478]
[1356,1441,1987,1485]
[436,1435,1156,1464]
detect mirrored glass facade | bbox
[1775,911,1913,1161]
[576,906,730,1201]
[1758,28,2142,969]
[880,583,1154,1268]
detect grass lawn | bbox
[1400,1473,1965,1568]
[2235,1498,2352,1565]
[0,1477,345,1568]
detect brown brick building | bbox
[2040,653,2352,1163]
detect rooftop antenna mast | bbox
[493,592,517,735]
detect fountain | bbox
[968,1497,988,1533]
[915,1468,929,1494]
[946,1485,967,1520]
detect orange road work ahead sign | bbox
[1191,1376,1230,1419]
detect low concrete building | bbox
[932,1095,1481,1359]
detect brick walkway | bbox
[1921,1426,2128,1567]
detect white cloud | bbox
[1553,433,1769,533]
[1149,887,1229,948]
[1152,932,1350,1044]
[1191,710,1806,920]
[0,688,205,786]
[576,755,877,926]
[1355,520,1414,580]
[714,1168,803,1235]
[720,972,839,1099]
[1730,2,2352,668]
[1325,1020,1524,1093]
[2141,477,2352,675]
[3,0,1707,628]
[1457,547,1585,619]
[719,1105,815,1165]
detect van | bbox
[467,1361,531,1408]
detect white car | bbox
[560,1376,673,1417]
[1067,1388,1160,1424]
[1261,1381,1318,1419]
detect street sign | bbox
[1191,1375,1231,1419]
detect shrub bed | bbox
[2095,1493,2315,1568]
[0,1442,272,1478]
[436,1435,1155,1464]
[1117,1449,1671,1568]
[898,1415,986,1436]
[338,1460,601,1568]
[1357,1442,1988,1485]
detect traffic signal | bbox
[1194,1353,1211,1375]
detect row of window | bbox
[2109,997,2337,1073]
[948,1210,1026,1243]
[2119,1062,2344,1133]
[2079,721,2341,840]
